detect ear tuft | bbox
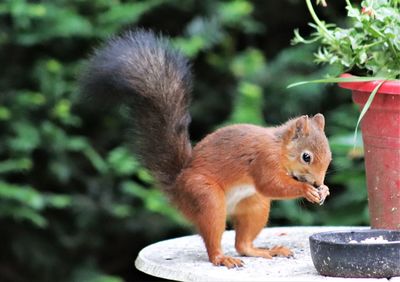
[282,115,311,142]
[293,115,309,139]
[313,113,325,131]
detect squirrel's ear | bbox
[282,115,309,142]
[294,115,309,139]
[284,115,309,141]
[313,113,325,131]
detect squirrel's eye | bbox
[301,152,312,164]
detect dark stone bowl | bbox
[309,229,400,278]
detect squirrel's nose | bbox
[314,175,325,188]
[313,180,324,188]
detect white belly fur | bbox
[226,184,256,215]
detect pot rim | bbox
[338,73,400,95]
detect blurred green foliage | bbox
[0,0,369,281]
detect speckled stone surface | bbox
[135,226,398,281]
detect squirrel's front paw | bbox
[317,184,330,205]
[212,255,244,268]
[303,185,321,204]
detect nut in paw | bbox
[317,184,330,205]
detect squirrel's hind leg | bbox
[176,173,244,268]
[233,195,293,259]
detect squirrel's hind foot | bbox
[237,244,293,259]
[268,245,293,257]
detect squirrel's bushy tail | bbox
[81,30,192,189]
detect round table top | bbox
[134,226,393,282]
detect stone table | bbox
[135,226,399,281]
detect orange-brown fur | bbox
[173,116,331,268]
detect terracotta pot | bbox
[339,74,400,230]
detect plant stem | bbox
[363,40,383,49]
[305,0,335,41]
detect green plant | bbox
[292,0,400,79]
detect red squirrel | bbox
[82,30,332,268]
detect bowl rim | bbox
[309,229,400,246]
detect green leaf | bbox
[15,91,46,107]
[0,106,11,120]
[287,76,389,88]
[0,204,48,228]
[228,81,264,125]
[109,204,134,218]
[218,0,253,24]
[137,168,154,184]
[8,122,41,152]
[230,48,266,79]
[66,137,90,151]
[45,194,72,209]
[107,147,139,176]
[121,181,148,199]
[120,181,186,225]
[352,80,385,145]
[0,158,32,174]
[0,182,45,210]
[82,147,109,174]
